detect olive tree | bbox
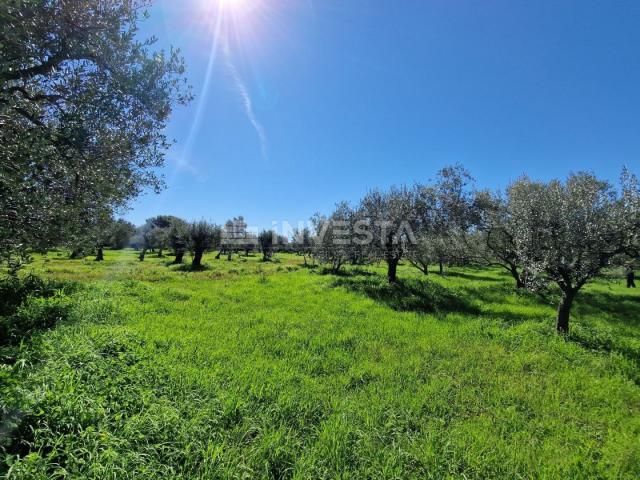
[509,170,640,333]
[408,164,477,277]
[109,219,136,250]
[189,221,219,268]
[430,164,478,275]
[0,0,191,268]
[258,230,275,262]
[136,216,183,260]
[408,231,467,275]
[311,202,356,273]
[292,227,313,264]
[359,187,418,283]
[168,219,189,264]
[474,190,527,288]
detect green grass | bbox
[2,249,640,479]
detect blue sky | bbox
[126,0,640,230]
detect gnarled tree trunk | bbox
[95,247,104,261]
[510,265,524,288]
[139,249,146,262]
[192,250,204,267]
[173,250,184,264]
[387,257,399,283]
[556,289,577,334]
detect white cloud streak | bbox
[223,41,269,162]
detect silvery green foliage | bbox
[409,165,478,275]
[509,171,639,291]
[359,187,418,263]
[0,0,191,266]
[311,202,355,272]
[258,229,275,261]
[188,221,220,267]
[473,190,527,287]
[508,170,640,331]
[189,221,220,252]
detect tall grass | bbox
[1,250,639,478]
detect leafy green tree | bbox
[136,216,185,260]
[109,219,136,250]
[168,220,190,264]
[189,221,219,268]
[311,203,355,273]
[509,170,640,333]
[292,227,313,264]
[0,0,191,269]
[258,230,275,262]
[359,188,418,283]
[473,191,527,288]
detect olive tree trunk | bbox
[387,257,399,283]
[95,247,104,261]
[192,250,204,267]
[173,250,184,264]
[556,289,577,334]
[510,265,524,288]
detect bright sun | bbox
[219,0,246,9]
[196,0,256,23]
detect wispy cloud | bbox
[223,41,269,162]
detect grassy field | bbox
[1,249,640,479]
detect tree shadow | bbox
[570,323,640,384]
[299,263,319,270]
[442,270,504,283]
[317,267,376,277]
[333,275,479,315]
[163,260,183,267]
[0,275,77,365]
[172,263,212,272]
[568,289,640,382]
[574,290,640,325]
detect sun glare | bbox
[219,0,247,11]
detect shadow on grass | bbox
[568,289,640,380]
[442,270,504,283]
[0,275,78,364]
[172,263,212,272]
[299,263,319,270]
[574,290,639,325]
[319,267,376,278]
[333,275,480,315]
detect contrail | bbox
[223,40,269,162]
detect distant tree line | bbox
[102,164,639,334]
[309,165,640,333]
[130,215,292,266]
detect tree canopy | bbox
[0,0,191,269]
